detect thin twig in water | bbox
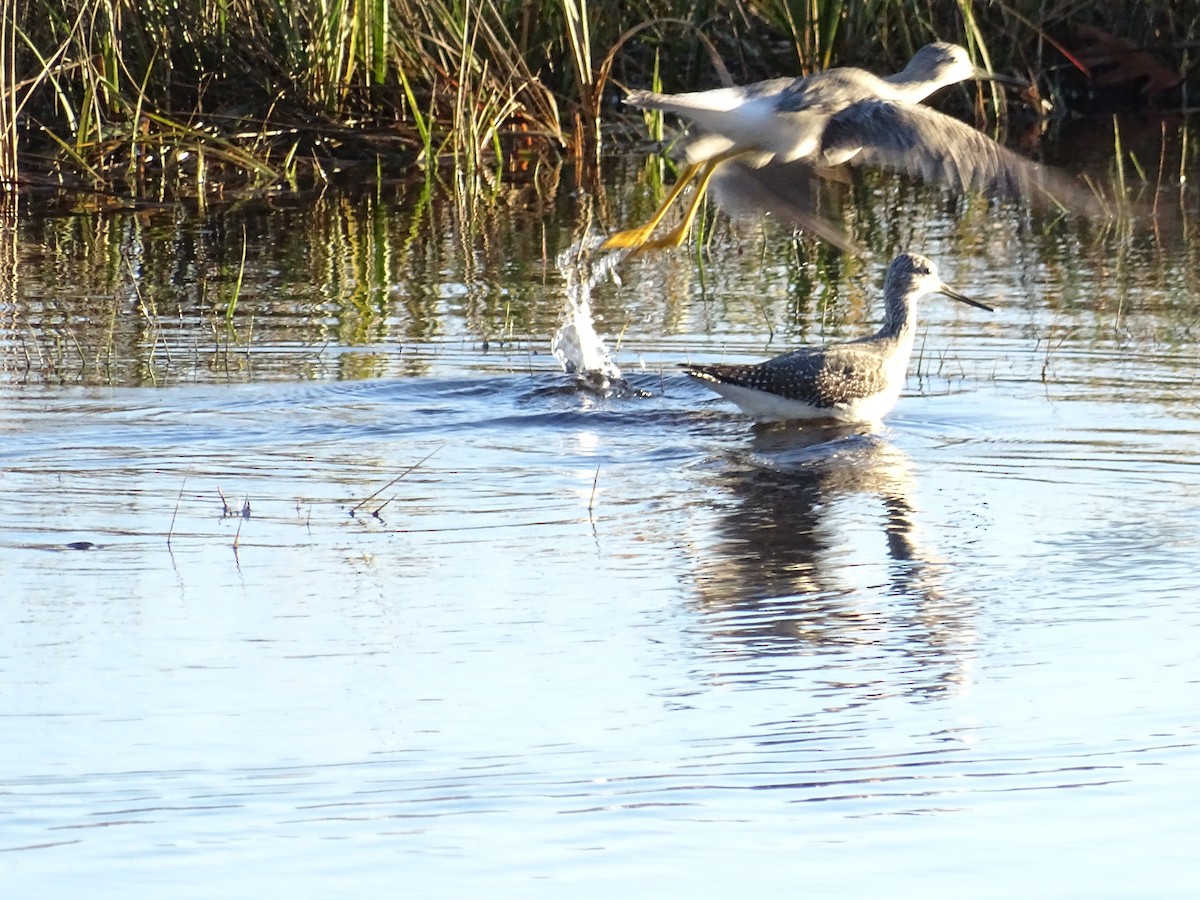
[1179,124,1189,204]
[225,224,248,322]
[351,445,443,517]
[588,463,601,517]
[1041,327,1070,382]
[168,472,189,547]
[614,316,631,351]
[1112,116,1128,212]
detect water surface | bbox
[2,129,1199,896]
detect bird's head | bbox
[903,42,1027,93]
[886,252,993,311]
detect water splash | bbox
[551,237,632,396]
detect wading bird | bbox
[683,252,992,422]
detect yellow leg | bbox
[640,159,722,250]
[600,163,700,251]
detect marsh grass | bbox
[0,0,1194,199]
[0,1,15,190]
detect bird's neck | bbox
[875,291,919,343]
[880,70,952,104]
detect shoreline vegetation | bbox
[0,0,1196,203]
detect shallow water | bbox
[3,129,1200,896]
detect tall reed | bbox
[2,0,1192,197]
[1,0,15,191]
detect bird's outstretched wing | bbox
[821,99,1104,216]
[707,160,864,255]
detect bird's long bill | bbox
[974,69,1028,89]
[940,283,994,312]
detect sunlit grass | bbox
[0,0,1192,198]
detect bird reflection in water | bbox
[688,422,975,698]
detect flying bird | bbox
[605,43,1093,252]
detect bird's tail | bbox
[625,87,747,116]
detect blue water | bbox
[2,160,1199,896]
